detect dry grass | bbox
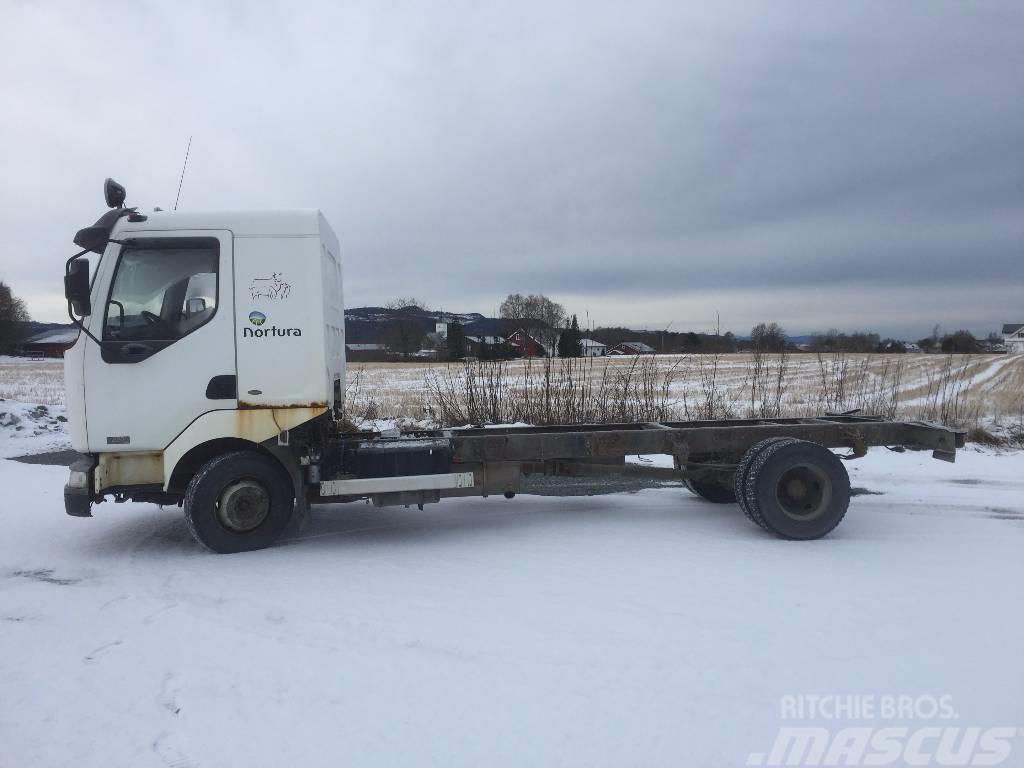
[4,353,1022,435]
[346,353,1024,432]
[0,357,67,405]
[423,356,679,426]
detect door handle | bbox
[123,343,152,356]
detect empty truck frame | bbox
[59,179,965,553]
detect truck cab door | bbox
[82,230,236,452]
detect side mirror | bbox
[65,259,92,316]
[104,178,126,209]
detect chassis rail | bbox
[318,415,964,507]
[440,415,964,465]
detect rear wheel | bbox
[734,438,799,529]
[184,451,295,553]
[742,440,850,540]
[682,477,737,504]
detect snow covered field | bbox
[338,353,1024,431]
[1,446,1022,766]
[0,355,67,405]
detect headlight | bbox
[68,469,90,489]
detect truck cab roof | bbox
[113,209,329,238]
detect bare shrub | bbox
[811,352,903,419]
[693,350,731,420]
[852,357,903,420]
[344,352,1017,432]
[915,355,979,427]
[687,317,738,421]
[745,348,789,418]
[425,355,680,426]
[343,366,402,424]
[966,426,1006,447]
[814,350,851,413]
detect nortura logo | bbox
[243,325,302,338]
[248,311,266,326]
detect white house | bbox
[579,338,607,357]
[1003,324,1024,354]
[464,335,504,346]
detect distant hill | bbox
[344,308,748,351]
[12,320,76,340]
[344,306,520,345]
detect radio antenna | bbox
[174,135,192,211]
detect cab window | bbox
[102,237,219,362]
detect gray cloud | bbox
[2,0,1021,338]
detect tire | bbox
[743,439,850,540]
[734,438,799,529]
[683,477,737,504]
[184,450,295,553]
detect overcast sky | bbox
[2,1,1021,338]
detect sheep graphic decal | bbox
[249,273,292,300]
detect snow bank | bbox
[0,399,71,458]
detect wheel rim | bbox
[775,464,831,521]
[217,480,270,532]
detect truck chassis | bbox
[86,413,955,553]
[70,413,963,552]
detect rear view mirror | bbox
[65,259,92,316]
[186,297,207,315]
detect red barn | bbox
[17,327,80,358]
[506,329,549,358]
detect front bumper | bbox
[63,454,97,517]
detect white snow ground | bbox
[1,443,1023,765]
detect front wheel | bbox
[184,451,295,553]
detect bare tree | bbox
[940,330,979,354]
[499,294,565,329]
[385,297,427,312]
[499,293,566,350]
[384,318,424,359]
[750,322,787,353]
[383,297,428,358]
[0,280,31,354]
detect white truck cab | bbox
[63,181,348,549]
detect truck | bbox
[60,179,965,553]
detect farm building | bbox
[579,338,607,357]
[17,327,79,357]
[464,335,505,357]
[1003,324,1024,354]
[507,329,549,357]
[609,340,657,356]
[345,343,390,362]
